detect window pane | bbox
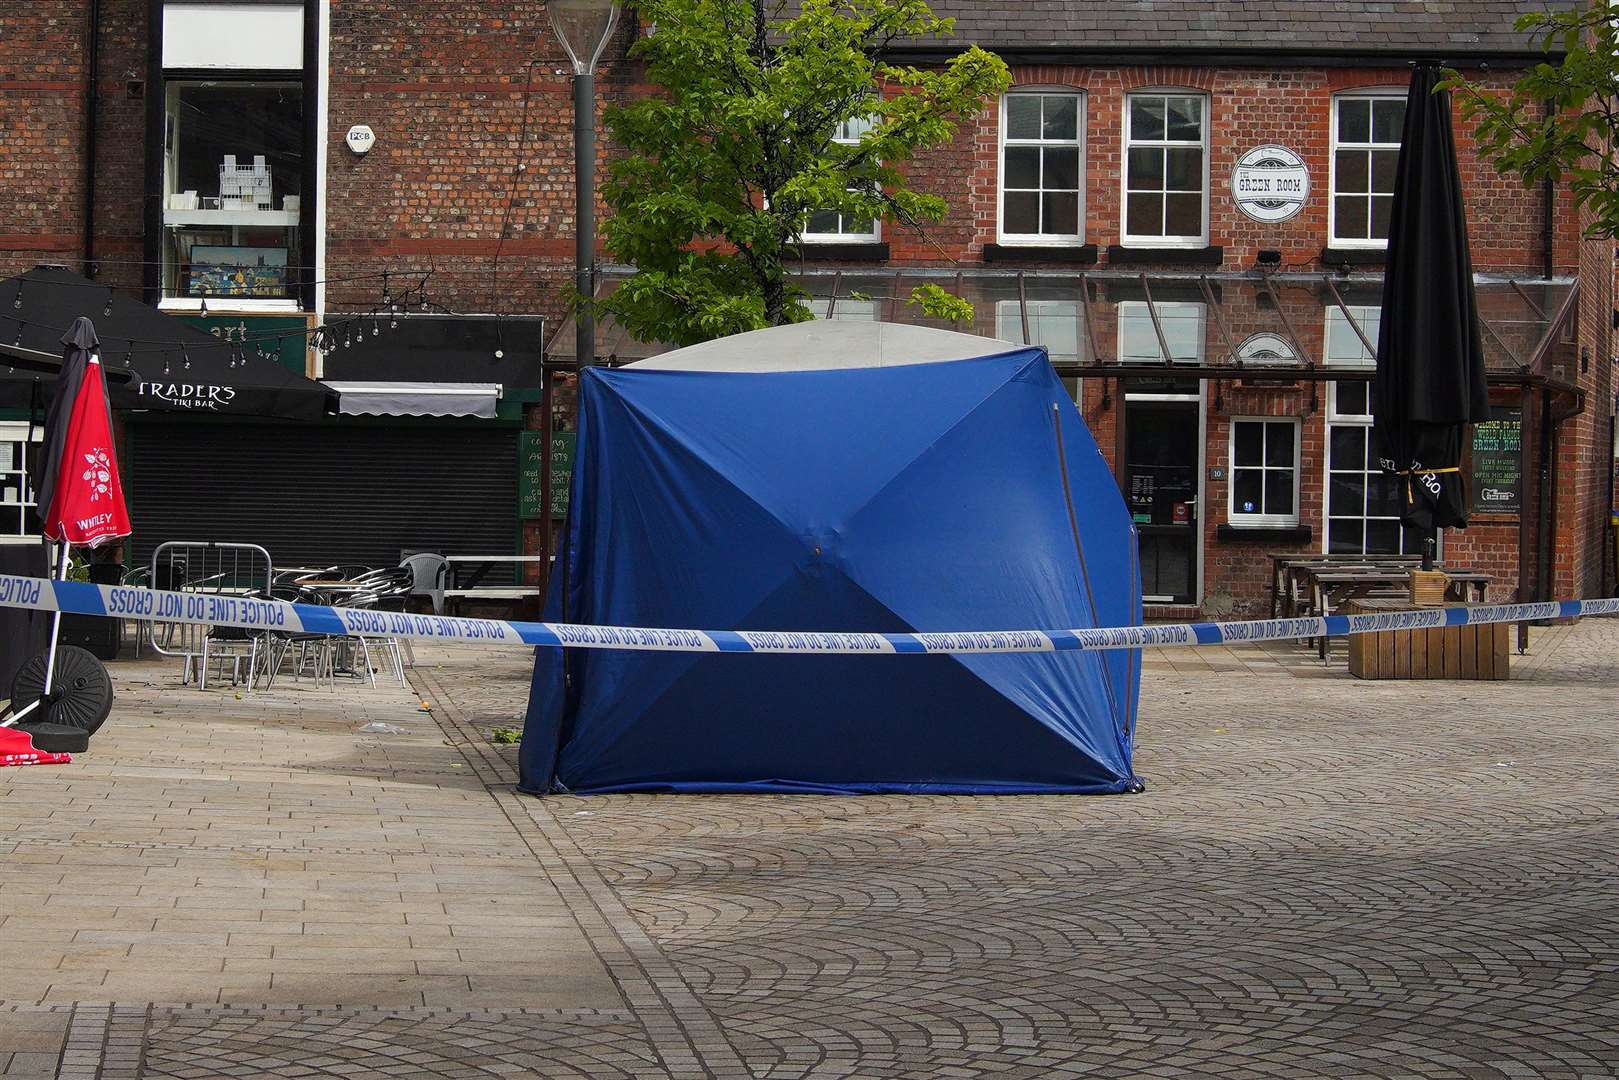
[1160,306,1204,362]
[1004,146,1040,188]
[1164,193,1202,237]
[1265,471,1294,516]
[1336,381,1369,416]
[1233,469,1263,514]
[1042,192,1079,235]
[1364,519,1401,554]
[1399,525,1427,554]
[1042,95,1078,140]
[1329,519,1365,554]
[1127,146,1164,189]
[1127,192,1163,236]
[1335,196,1369,239]
[806,209,840,234]
[1130,96,1166,141]
[1335,149,1369,193]
[1330,425,1366,466]
[1338,99,1370,143]
[1370,195,1394,239]
[1166,96,1202,140]
[1006,95,1041,140]
[1368,473,1402,517]
[1003,191,1039,234]
[846,214,874,235]
[1164,147,1203,191]
[1329,474,1365,517]
[1372,98,1406,143]
[1234,422,1263,464]
[1370,149,1400,193]
[1043,147,1079,189]
[1265,422,1294,466]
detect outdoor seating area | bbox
[122,544,541,693]
[1269,552,1494,659]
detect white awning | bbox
[324,382,503,419]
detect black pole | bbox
[575,71,596,367]
[81,0,100,277]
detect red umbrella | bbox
[1,316,125,758]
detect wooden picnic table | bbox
[1305,567,1490,659]
[1270,553,1424,619]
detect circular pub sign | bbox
[1230,144,1309,223]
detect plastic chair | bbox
[400,553,447,617]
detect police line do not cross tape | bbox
[0,574,1616,656]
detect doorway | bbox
[1125,400,1200,604]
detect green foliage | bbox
[598,0,1010,346]
[907,282,972,325]
[489,727,522,744]
[1443,1,1619,238]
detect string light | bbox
[198,296,208,319]
[181,348,191,371]
[103,289,114,317]
[12,283,22,309]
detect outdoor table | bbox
[443,555,549,614]
[1306,568,1490,659]
[1273,555,1423,619]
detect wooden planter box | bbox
[1347,598,1508,680]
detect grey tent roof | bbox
[628,320,1019,372]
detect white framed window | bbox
[803,116,880,243]
[0,422,42,540]
[1229,418,1300,526]
[1324,304,1381,420]
[806,297,880,321]
[1122,92,1208,246]
[1330,92,1405,247]
[1117,300,1205,364]
[995,299,1084,362]
[998,92,1084,244]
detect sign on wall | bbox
[1230,145,1310,223]
[518,430,577,520]
[1470,406,1522,514]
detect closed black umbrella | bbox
[1372,63,1490,548]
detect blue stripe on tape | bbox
[888,633,927,653]
[516,624,561,646]
[1559,600,1582,619]
[293,603,346,636]
[52,580,106,616]
[707,631,754,652]
[1323,615,1350,637]
[1045,630,1081,652]
[1192,623,1222,645]
[1444,607,1468,626]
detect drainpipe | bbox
[1541,99,1555,280]
[80,0,101,276]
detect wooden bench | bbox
[1346,598,1509,680]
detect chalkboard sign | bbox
[1470,406,1521,514]
[517,431,577,520]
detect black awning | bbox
[0,265,337,420]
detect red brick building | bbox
[1,1,1614,611]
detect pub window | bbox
[162,80,303,304]
[1117,300,1205,364]
[1331,93,1405,246]
[803,116,881,243]
[995,299,1084,362]
[1229,418,1299,526]
[0,423,42,539]
[806,297,881,321]
[1122,92,1208,246]
[999,92,1084,244]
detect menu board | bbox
[1470,406,1522,514]
[519,431,577,520]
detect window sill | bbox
[983,243,1098,264]
[1215,523,1312,543]
[158,297,303,313]
[1320,246,1386,267]
[1106,245,1224,268]
[795,241,889,262]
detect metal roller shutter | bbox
[126,420,519,576]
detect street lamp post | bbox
[547,0,621,368]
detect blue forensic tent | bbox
[519,322,1143,794]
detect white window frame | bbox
[1329,90,1406,249]
[0,421,43,542]
[1116,299,1206,367]
[1324,304,1379,420]
[994,299,1086,362]
[997,91,1085,247]
[801,116,882,245]
[1121,91,1209,248]
[1228,417,1301,527]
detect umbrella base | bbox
[11,722,89,754]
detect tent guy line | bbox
[0,575,1614,655]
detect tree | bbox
[1444,1,1619,238]
[596,0,1010,347]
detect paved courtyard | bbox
[1,619,1615,1078]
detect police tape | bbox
[0,573,1616,656]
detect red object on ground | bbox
[0,727,72,766]
[41,354,131,548]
